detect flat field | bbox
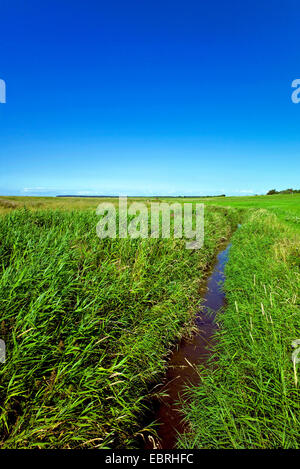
[0,194,299,448]
[1,193,299,228]
[0,201,239,448]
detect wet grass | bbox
[0,206,239,448]
[178,210,300,448]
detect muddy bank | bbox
[145,242,231,449]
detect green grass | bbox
[193,194,300,230]
[1,194,299,449]
[178,209,300,448]
[1,193,299,228]
[0,205,239,448]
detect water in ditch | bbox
[145,242,231,449]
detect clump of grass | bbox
[0,206,238,448]
[178,210,300,449]
[0,199,19,210]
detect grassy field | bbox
[1,193,299,228]
[0,204,239,448]
[178,209,300,448]
[0,194,299,449]
[193,194,300,230]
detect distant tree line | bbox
[267,188,300,195]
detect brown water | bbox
[145,243,231,449]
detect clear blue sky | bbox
[0,0,299,196]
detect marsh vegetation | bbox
[0,194,299,448]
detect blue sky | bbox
[0,0,299,196]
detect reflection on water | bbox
[146,243,231,449]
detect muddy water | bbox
[146,243,231,449]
